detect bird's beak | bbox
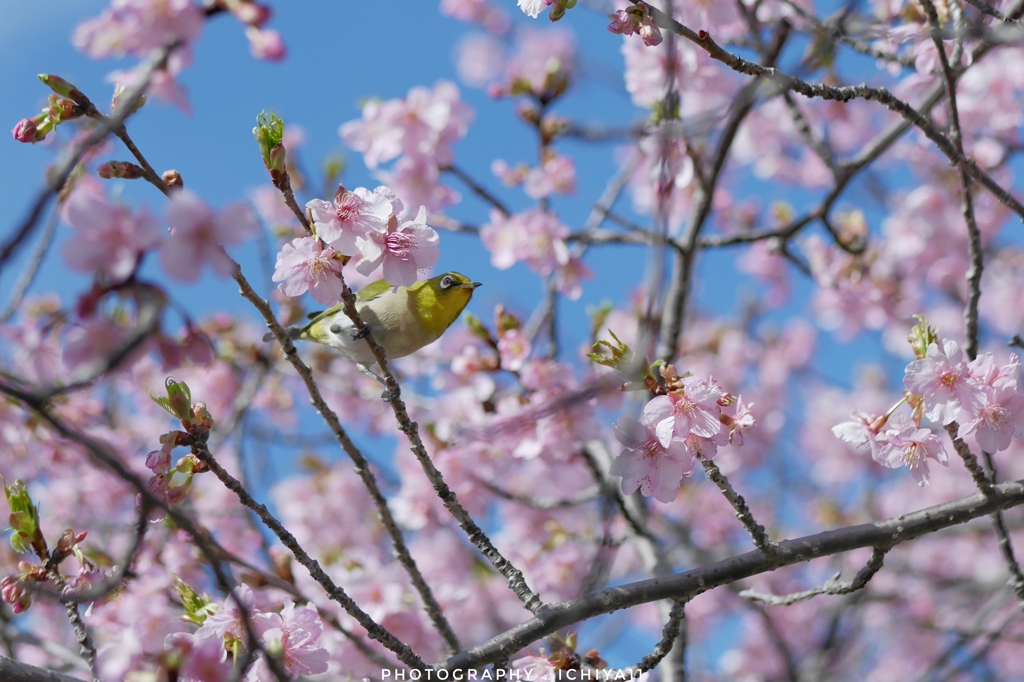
[461,282,482,290]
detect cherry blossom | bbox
[643,378,725,447]
[245,26,286,61]
[832,411,886,460]
[957,382,1024,453]
[497,329,531,371]
[247,601,329,680]
[340,81,473,170]
[903,339,986,425]
[306,185,394,255]
[354,206,440,286]
[272,236,344,305]
[480,208,571,276]
[496,27,575,98]
[610,416,693,503]
[72,0,204,59]
[161,190,258,282]
[61,182,161,282]
[455,33,506,87]
[523,154,577,199]
[375,155,461,214]
[517,0,548,19]
[440,0,510,32]
[872,421,948,486]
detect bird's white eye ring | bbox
[441,276,454,289]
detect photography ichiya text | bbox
[379,669,648,681]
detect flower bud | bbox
[254,111,286,177]
[3,478,44,556]
[12,115,48,144]
[46,94,82,124]
[162,169,184,188]
[38,74,82,100]
[907,315,938,360]
[111,82,147,117]
[0,576,31,614]
[152,377,194,423]
[98,161,145,180]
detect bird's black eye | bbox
[440,276,454,289]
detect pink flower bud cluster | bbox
[833,339,1024,485]
[277,184,439,295]
[169,584,328,680]
[906,340,1024,451]
[612,374,754,502]
[607,4,663,47]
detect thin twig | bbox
[0,656,83,682]
[633,599,687,672]
[329,272,545,614]
[963,0,1022,23]
[697,454,778,556]
[31,504,149,605]
[481,480,600,509]
[0,204,60,322]
[920,0,983,360]
[980,451,1024,604]
[778,0,917,68]
[655,21,791,362]
[443,164,511,217]
[32,284,165,401]
[944,423,996,498]
[740,547,888,605]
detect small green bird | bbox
[268,271,481,376]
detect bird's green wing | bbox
[304,302,344,322]
[355,279,394,302]
[301,279,391,326]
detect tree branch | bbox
[438,479,1024,670]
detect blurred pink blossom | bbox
[375,155,461,214]
[440,0,510,32]
[245,26,286,60]
[497,329,531,371]
[500,28,575,97]
[524,154,577,198]
[455,33,506,87]
[480,208,569,275]
[72,0,204,59]
[340,81,473,169]
[61,182,160,282]
[161,190,258,282]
